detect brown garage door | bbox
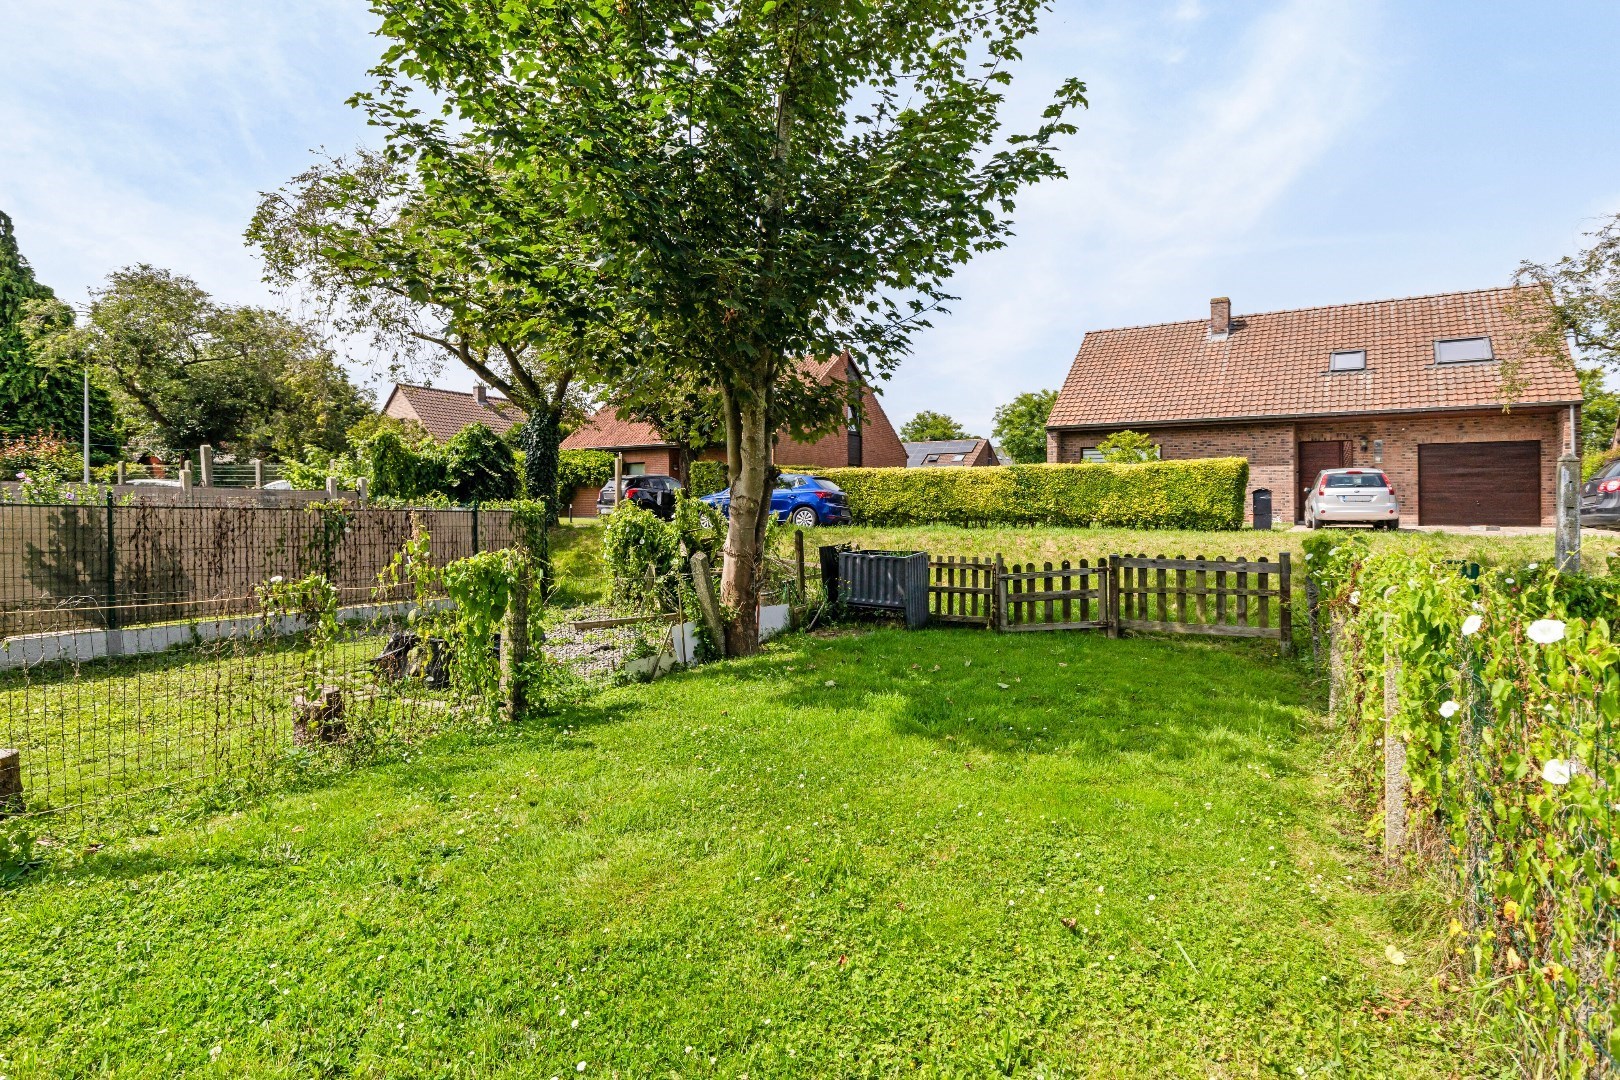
[1418,441,1541,525]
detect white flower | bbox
[1439,700,1461,719]
[1527,562,1539,570]
[1504,577,1515,585]
[576,1064,587,1073]
[269,575,284,585]
[1349,591,1361,607]
[1541,759,1572,785]
[1461,614,1483,636]
[1527,619,1566,645]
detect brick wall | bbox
[563,447,681,518]
[1049,406,1577,526]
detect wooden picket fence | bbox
[917,550,1292,652]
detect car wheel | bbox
[790,506,818,528]
[1305,512,1317,529]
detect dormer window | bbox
[1329,349,1366,372]
[1435,336,1494,364]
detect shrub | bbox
[1582,445,1620,481]
[557,448,615,502]
[0,433,78,482]
[444,423,519,503]
[601,500,682,606]
[686,459,728,499]
[1095,430,1160,463]
[799,459,1248,530]
[364,430,448,500]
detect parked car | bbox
[700,473,851,527]
[1580,458,1620,529]
[597,474,682,520]
[1303,468,1401,529]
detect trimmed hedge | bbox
[795,459,1249,530]
[558,449,616,494]
[686,460,729,499]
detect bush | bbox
[601,501,682,606]
[686,459,728,499]
[0,433,78,482]
[365,430,448,500]
[445,423,519,503]
[798,459,1249,530]
[1583,445,1620,481]
[558,449,615,495]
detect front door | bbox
[1297,441,1348,520]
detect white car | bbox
[1304,468,1401,530]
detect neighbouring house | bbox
[560,352,907,516]
[904,438,1000,468]
[1047,288,1582,526]
[381,383,526,443]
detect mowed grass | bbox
[0,628,1466,1077]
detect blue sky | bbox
[2,0,1617,435]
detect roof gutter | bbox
[1046,399,1584,434]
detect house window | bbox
[624,462,647,476]
[1329,349,1366,371]
[1434,336,1494,364]
[924,454,940,463]
[949,454,964,462]
[1080,448,1105,463]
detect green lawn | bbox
[0,627,1468,1077]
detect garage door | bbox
[1418,441,1541,526]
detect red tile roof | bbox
[384,384,526,442]
[559,407,672,450]
[1048,286,1581,430]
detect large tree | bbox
[899,410,973,442]
[44,265,371,458]
[1517,211,1620,369]
[248,148,606,521]
[359,0,1086,652]
[0,210,119,452]
[991,389,1056,464]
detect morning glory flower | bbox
[1541,759,1572,785]
[1439,701,1460,719]
[1461,614,1483,636]
[1527,619,1566,645]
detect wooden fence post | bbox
[1106,555,1121,637]
[0,748,21,813]
[1278,551,1293,657]
[1384,616,1407,860]
[501,562,531,721]
[794,529,806,598]
[689,551,726,658]
[992,554,1006,631]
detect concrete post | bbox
[251,458,264,488]
[1556,452,1581,574]
[612,454,624,512]
[689,551,726,658]
[180,465,194,493]
[1327,611,1344,719]
[199,445,214,487]
[115,461,126,486]
[1383,616,1407,861]
[325,475,338,500]
[356,477,369,505]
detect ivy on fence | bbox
[1307,533,1618,1073]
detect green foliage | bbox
[601,501,682,607]
[444,422,519,503]
[686,459,728,499]
[1583,446,1620,482]
[1517,212,1620,370]
[1095,430,1160,463]
[1578,366,1618,456]
[806,459,1249,530]
[440,550,519,711]
[47,264,371,457]
[899,411,973,442]
[557,449,616,498]
[365,430,449,501]
[1310,545,1619,1068]
[0,433,79,481]
[991,390,1057,464]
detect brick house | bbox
[1046,288,1582,526]
[904,438,1001,468]
[560,352,907,516]
[381,383,525,442]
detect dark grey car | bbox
[596,475,682,520]
[1580,459,1620,529]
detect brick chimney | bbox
[473,383,488,408]
[1209,297,1232,340]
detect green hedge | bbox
[795,459,1249,530]
[558,449,615,495]
[686,460,728,499]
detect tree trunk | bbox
[519,408,560,597]
[719,395,772,655]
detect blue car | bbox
[700,473,852,527]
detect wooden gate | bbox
[1109,553,1291,651]
[928,555,998,627]
[997,560,1108,632]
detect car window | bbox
[1603,461,1620,480]
[775,476,796,490]
[1324,473,1389,489]
[811,478,843,493]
